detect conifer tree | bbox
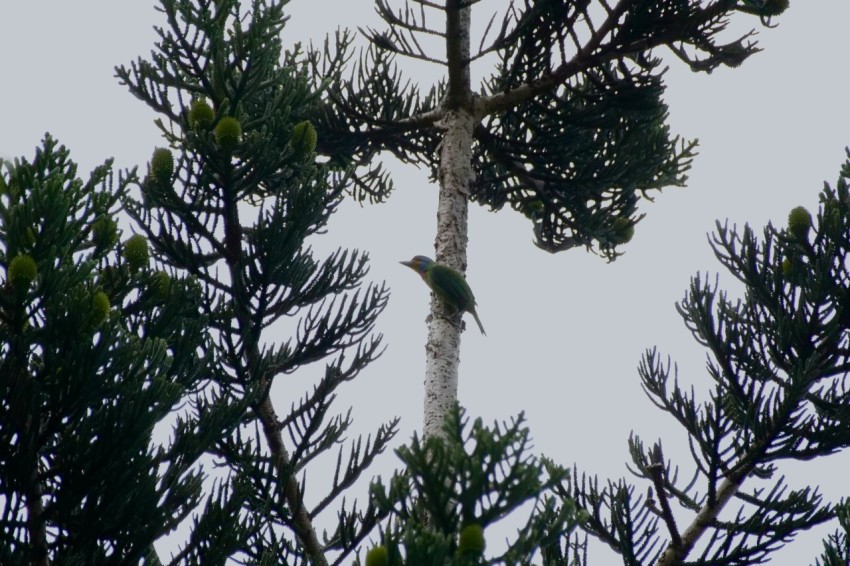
[566,152,850,563]
[115,0,397,563]
[360,406,587,565]
[0,137,213,564]
[308,0,791,438]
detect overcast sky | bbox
[3,1,850,563]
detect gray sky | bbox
[3,1,849,563]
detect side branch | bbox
[477,0,630,116]
[657,472,746,565]
[256,395,329,566]
[477,0,748,118]
[647,444,682,551]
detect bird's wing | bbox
[428,264,475,310]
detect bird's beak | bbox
[400,260,413,268]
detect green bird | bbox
[400,255,486,335]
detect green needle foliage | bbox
[116,0,397,563]
[0,137,211,564]
[362,406,587,566]
[815,499,850,566]
[306,0,792,444]
[308,0,786,259]
[568,152,850,564]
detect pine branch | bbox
[115,2,399,563]
[572,154,850,564]
[367,406,584,564]
[256,393,328,565]
[478,0,631,116]
[1,136,213,563]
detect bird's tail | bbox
[472,310,486,336]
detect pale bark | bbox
[423,1,475,440]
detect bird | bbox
[400,255,486,335]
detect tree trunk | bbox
[423,1,474,439]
